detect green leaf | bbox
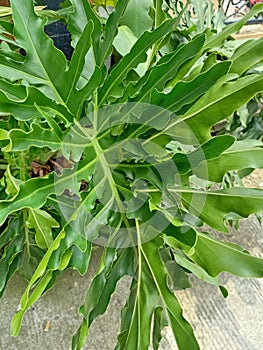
[67,243,92,275]
[152,61,231,113]
[70,0,130,69]
[0,79,27,100]
[196,141,263,182]
[165,260,192,291]
[166,73,263,143]
[27,208,59,249]
[152,307,163,350]
[172,135,235,175]
[11,270,53,336]
[20,244,44,282]
[0,232,24,294]
[0,157,95,227]
[11,230,65,336]
[8,122,62,152]
[8,0,66,101]
[133,34,206,103]
[119,0,153,38]
[0,215,21,250]
[73,248,134,349]
[171,187,263,232]
[84,248,134,323]
[58,247,73,270]
[3,1,94,118]
[3,165,22,196]
[98,0,130,67]
[116,270,159,350]
[47,222,89,271]
[113,25,137,56]
[174,253,220,286]
[98,19,176,105]
[68,0,101,65]
[0,86,72,123]
[230,36,263,75]
[0,175,56,226]
[141,237,199,350]
[191,231,263,277]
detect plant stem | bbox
[23,209,31,257]
[135,218,142,343]
[18,134,30,255]
[19,152,26,182]
[146,0,163,69]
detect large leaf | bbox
[172,135,235,175]
[151,61,231,114]
[164,226,263,278]
[140,237,199,350]
[196,141,263,182]
[191,231,263,277]
[8,0,66,100]
[2,1,96,117]
[171,187,263,232]
[116,263,160,350]
[8,122,63,152]
[230,36,263,75]
[165,73,263,143]
[0,86,72,123]
[73,248,134,350]
[119,0,153,38]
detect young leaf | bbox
[97,0,130,66]
[11,230,65,336]
[133,34,206,103]
[27,208,59,249]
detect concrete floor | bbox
[0,215,262,350]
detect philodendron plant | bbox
[1,0,263,349]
